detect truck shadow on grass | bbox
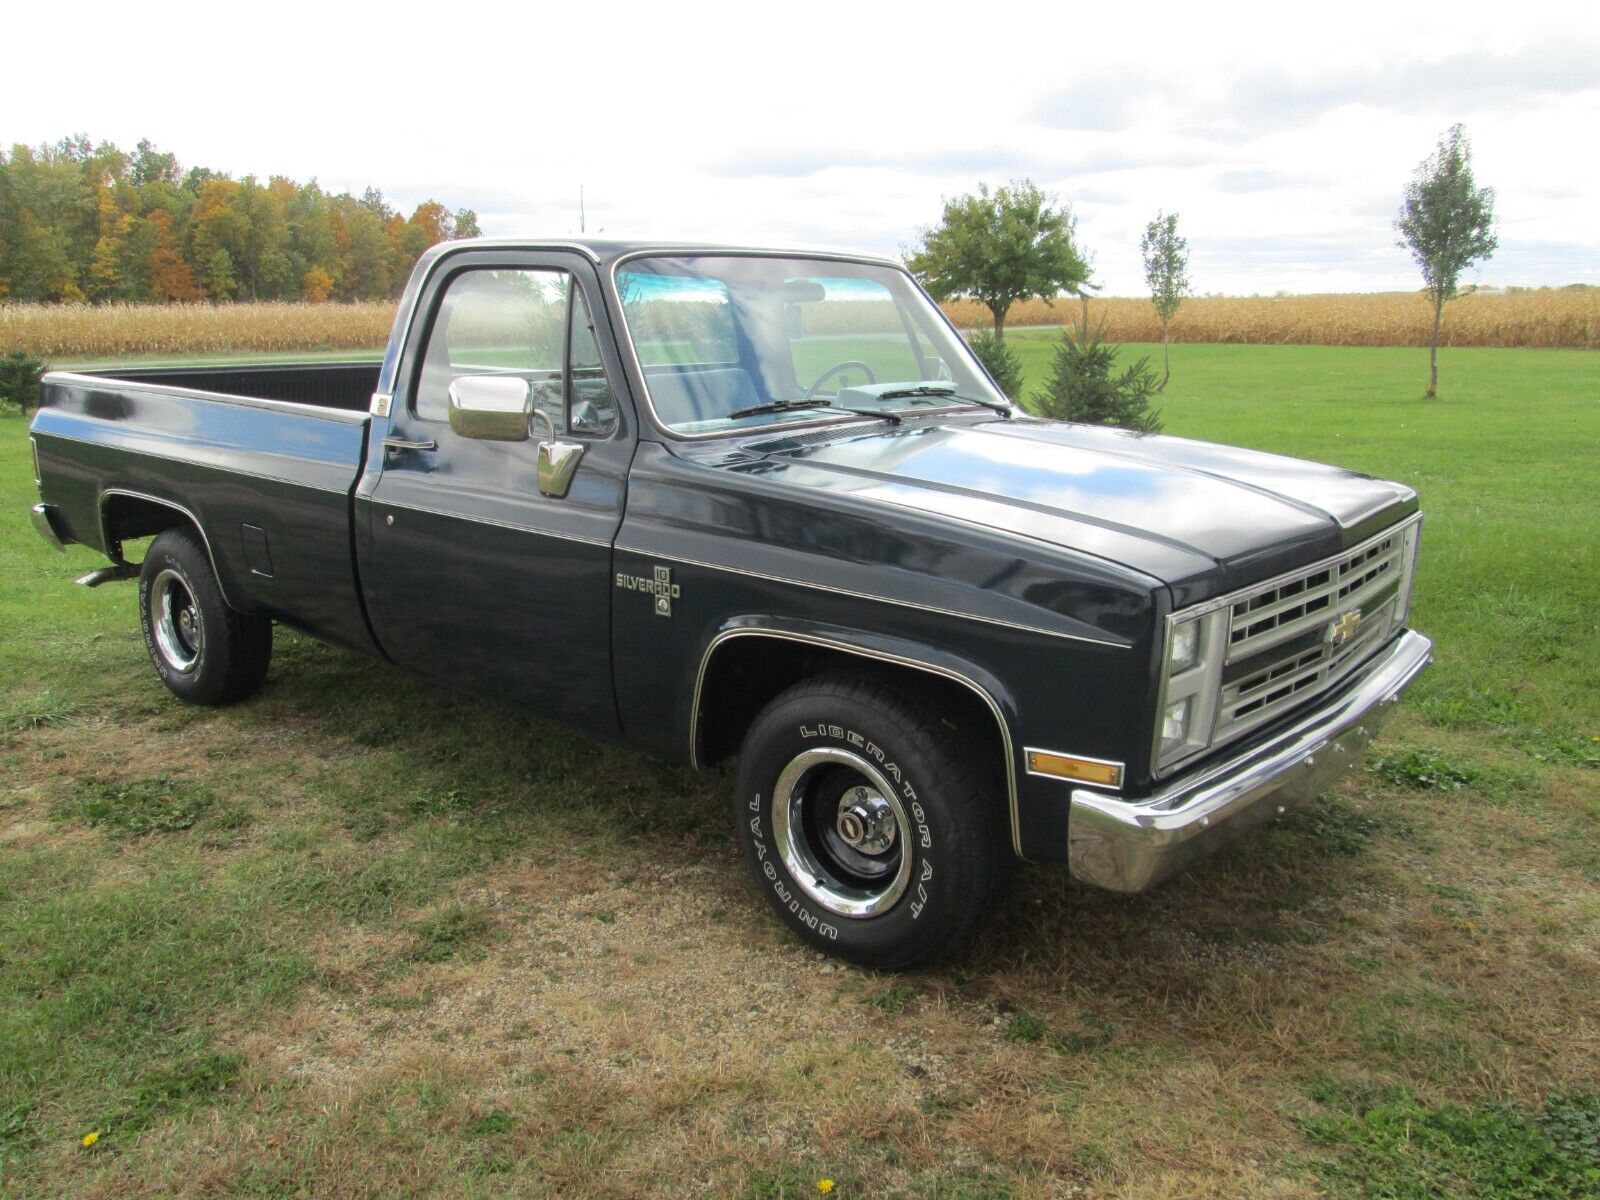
[239,632,1407,995]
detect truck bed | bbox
[30,361,382,656]
[90,361,381,412]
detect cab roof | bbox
[426,237,902,270]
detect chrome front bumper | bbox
[1068,629,1433,893]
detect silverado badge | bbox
[1326,607,1363,646]
[616,565,681,617]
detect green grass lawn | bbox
[1,342,1598,1198]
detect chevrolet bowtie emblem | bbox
[1327,608,1363,646]
[614,564,681,617]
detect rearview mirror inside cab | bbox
[448,375,532,441]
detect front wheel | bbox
[139,527,273,706]
[732,674,1007,969]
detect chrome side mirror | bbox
[448,375,531,441]
[530,408,585,499]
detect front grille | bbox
[1213,524,1415,744]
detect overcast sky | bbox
[11,1,1597,294]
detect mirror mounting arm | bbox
[531,408,585,500]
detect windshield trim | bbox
[604,247,1014,442]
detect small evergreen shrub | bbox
[0,350,48,414]
[965,329,1023,400]
[1030,319,1163,433]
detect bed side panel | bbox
[31,373,376,655]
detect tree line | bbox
[0,136,481,305]
[908,124,1495,409]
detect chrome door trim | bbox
[382,243,614,425]
[614,544,1125,647]
[98,488,233,608]
[691,625,1029,860]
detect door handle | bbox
[383,437,437,453]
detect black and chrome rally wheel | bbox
[733,674,1006,969]
[139,527,273,706]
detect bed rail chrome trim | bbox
[691,625,1028,860]
[41,371,373,425]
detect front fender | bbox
[690,614,1028,858]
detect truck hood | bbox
[740,416,1418,600]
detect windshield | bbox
[615,254,1008,435]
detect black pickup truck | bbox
[28,239,1432,967]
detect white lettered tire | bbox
[139,528,273,706]
[733,674,1007,968]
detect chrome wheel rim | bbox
[771,747,912,918]
[150,568,202,673]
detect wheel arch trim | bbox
[98,488,234,609]
[690,618,1029,860]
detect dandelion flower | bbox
[818,1181,835,1195]
[80,1130,100,1149]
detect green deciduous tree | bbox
[1140,211,1189,389]
[1031,317,1163,433]
[1395,124,1497,396]
[906,180,1089,344]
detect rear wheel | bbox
[139,527,272,705]
[732,673,1007,969]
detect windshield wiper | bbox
[727,398,901,425]
[875,386,1012,418]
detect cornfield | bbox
[942,288,1600,349]
[0,301,396,359]
[2,288,1596,360]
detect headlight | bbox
[1161,698,1190,751]
[1168,619,1200,673]
[1153,610,1225,775]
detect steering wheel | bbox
[804,360,876,401]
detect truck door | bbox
[358,251,631,733]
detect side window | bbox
[568,290,618,435]
[413,267,615,435]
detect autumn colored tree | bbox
[145,210,201,301]
[0,136,480,304]
[301,265,334,301]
